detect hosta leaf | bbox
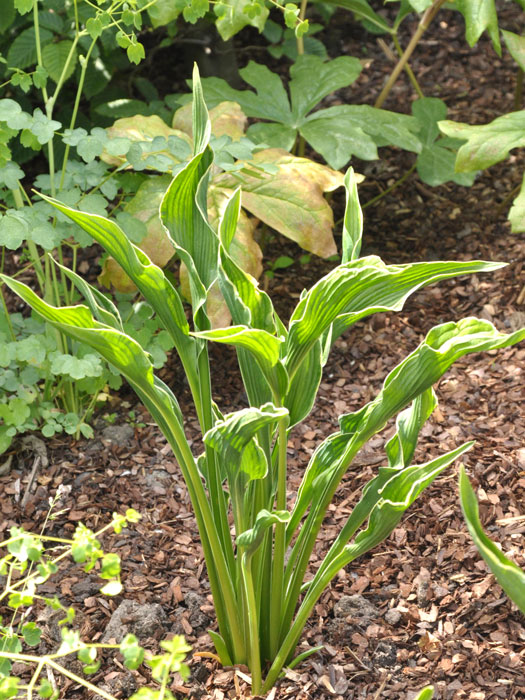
[42,40,76,83]
[215,148,343,257]
[215,0,269,40]
[301,105,421,170]
[194,325,288,398]
[339,318,525,439]
[173,101,248,141]
[341,168,362,263]
[0,275,186,446]
[455,0,501,55]
[237,509,290,554]
[502,30,525,72]
[413,688,434,700]
[439,111,525,172]
[385,388,437,468]
[342,443,473,563]
[99,175,175,292]
[459,466,525,614]
[35,194,195,373]
[289,55,363,122]
[204,403,287,481]
[285,257,507,377]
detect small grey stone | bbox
[101,423,135,446]
[333,595,379,625]
[102,600,167,643]
[384,608,402,626]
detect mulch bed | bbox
[2,4,525,699]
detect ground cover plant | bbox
[2,70,524,696]
[0,504,192,700]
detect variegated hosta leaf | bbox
[173,101,248,141]
[341,167,363,263]
[191,183,263,328]
[0,276,183,430]
[343,443,473,563]
[287,318,525,538]
[36,193,195,368]
[237,509,290,555]
[99,175,174,292]
[204,403,288,482]
[385,388,437,469]
[285,258,506,377]
[193,325,288,399]
[460,466,525,614]
[214,148,346,258]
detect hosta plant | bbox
[2,69,524,695]
[459,466,525,614]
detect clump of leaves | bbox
[2,69,523,696]
[97,98,347,325]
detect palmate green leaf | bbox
[215,0,269,40]
[459,466,525,614]
[300,105,421,170]
[439,111,525,172]
[285,257,506,378]
[201,62,293,124]
[289,55,362,122]
[455,0,501,56]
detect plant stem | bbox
[241,552,262,693]
[392,34,424,99]
[59,37,98,191]
[375,0,447,108]
[362,163,417,209]
[514,68,523,111]
[269,416,288,657]
[296,0,309,55]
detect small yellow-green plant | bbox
[0,506,191,700]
